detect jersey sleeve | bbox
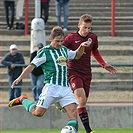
[91,49,106,68]
[30,51,46,67]
[67,49,76,59]
[92,35,98,51]
[91,35,106,68]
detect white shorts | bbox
[36,84,78,109]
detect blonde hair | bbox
[50,26,64,39]
[79,14,93,24]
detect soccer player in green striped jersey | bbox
[8,26,91,132]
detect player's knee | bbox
[78,97,86,106]
[71,108,78,117]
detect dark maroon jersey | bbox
[63,31,98,74]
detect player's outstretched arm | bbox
[11,64,35,88]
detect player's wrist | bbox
[102,62,107,68]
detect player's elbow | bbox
[75,54,82,59]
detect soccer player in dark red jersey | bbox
[63,14,117,133]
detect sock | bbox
[22,98,36,112]
[78,107,92,133]
[68,119,78,132]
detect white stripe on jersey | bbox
[49,49,59,85]
[60,48,68,86]
[61,47,67,58]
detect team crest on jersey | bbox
[72,83,75,88]
[56,56,66,66]
[88,38,92,43]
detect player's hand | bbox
[11,78,21,89]
[104,63,117,74]
[81,40,92,47]
[80,40,92,54]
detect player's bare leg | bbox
[64,103,78,132]
[8,94,47,117]
[74,88,93,133]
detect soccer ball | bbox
[60,126,77,133]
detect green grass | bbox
[0,128,133,133]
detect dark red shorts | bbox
[68,71,92,98]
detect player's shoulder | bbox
[65,32,77,38]
[40,45,50,51]
[61,45,68,50]
[88,32,97,38]
[44,44,50,49]
[37,45,49,55]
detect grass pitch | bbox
[0,128,133,133]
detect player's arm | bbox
[75,41,91,59]
[91,49,117,74]
[91,49,106,67]
[11,64,35,88]
[11,51,46,88]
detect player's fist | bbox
[11,78,21,89]
[81,40,91,47]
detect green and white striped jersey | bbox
[31,45,76,87]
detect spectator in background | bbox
[41,0,50,24]
[4,0,15,30]
[55,0,69,32]
[1,44,25,101]
[16,0,24,20]
[30,43,44,102]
